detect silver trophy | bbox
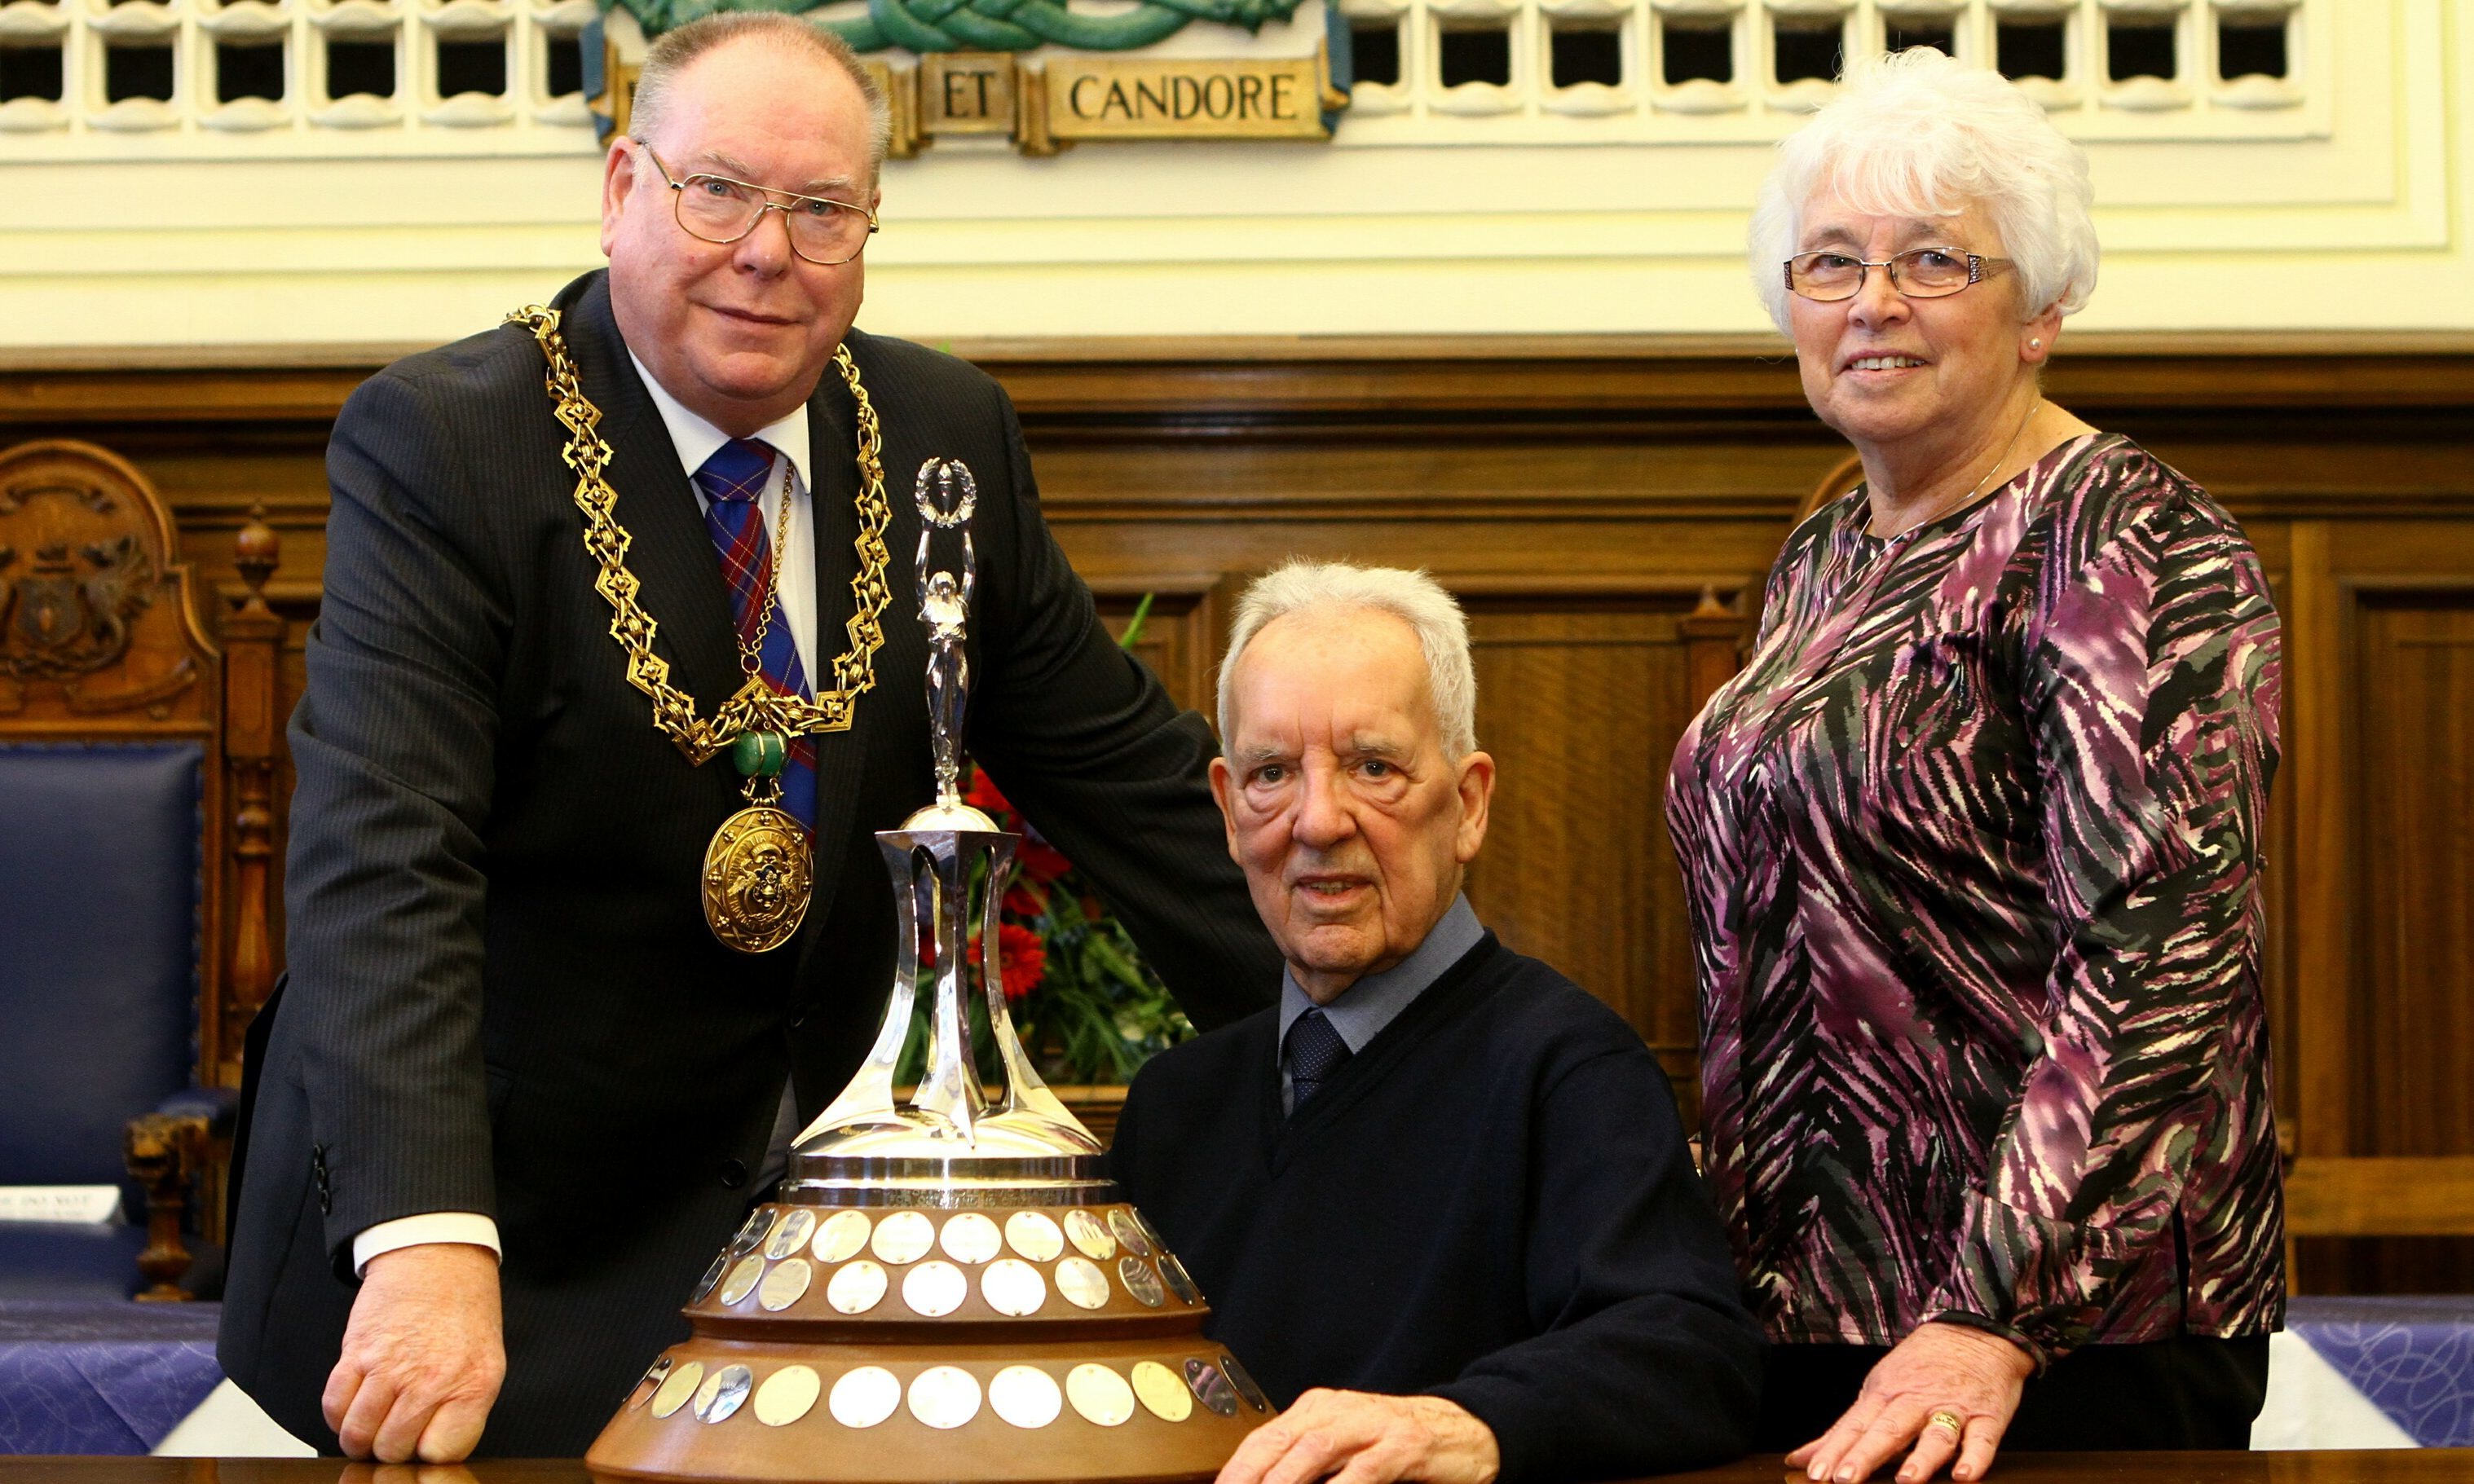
[793,455,1096,1162]
[589,457,1272,1482]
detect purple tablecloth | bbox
[0,1300,225,1455]
[2285,1296,2474,1447]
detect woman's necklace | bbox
[1868,396,2044,541]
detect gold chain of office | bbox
[507,305,895,765]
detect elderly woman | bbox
[1666,49,2284,1484]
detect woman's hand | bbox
[1787,1322,2034,1484]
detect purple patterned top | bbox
[1666,433,2285,1363]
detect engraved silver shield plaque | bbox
[829,1366,902,1429]
[988,1365,1063,1429]
[903,1259,968,1317]
[1131,1361,1192,1422]
[1055,1256,1110,1310]
[1117,1256,1165,1308]
[753,1365,822,1427]
[1065,1209,1115,1260]
[827,1259,889,1314]
[1107,1209,1151,1257]
[765,1209,817,1260]
[940,1212,1003,1264]
[1065,1363,1135,1427]
[1184,1358,1240,1418]
[1158,1252,1202,1306]
[908,1365,983,1429]
[695,1363,753,1424]
[650,1360,703,1419]
[981,1257,1047,1316]
[717,1254,765,1306]
[812,1209,871,1263]
[1004,1210,1065,1262]
[872,1210,935,1265]
[758,1257,814,1312]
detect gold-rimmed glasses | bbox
[1785,248,2013,302]
[638,143,879,266]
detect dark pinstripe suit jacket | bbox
[218,271,1277,1455]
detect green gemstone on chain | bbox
[731,730,788,778]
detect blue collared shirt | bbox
[1276,893,1485,1113]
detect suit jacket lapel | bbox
[795,343,875,951]
[559,275,747,720]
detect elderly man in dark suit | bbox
[218,12,1276,1463]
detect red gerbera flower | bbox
[964,768,1013,820]
[968,922,1049,1001]
[1017,839,1075,885]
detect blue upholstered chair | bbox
[0,439,284,1301]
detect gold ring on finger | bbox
[1927,1410,1965,1438]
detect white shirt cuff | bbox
[351,1213,504,1278]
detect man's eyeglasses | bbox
[1784,248,2013,302]
[637,143,879,266]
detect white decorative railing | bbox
[1332,0,2322,144]
[0,0,2318,158]
[0,0,600,153]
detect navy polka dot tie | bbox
[1285,1008,1352,1113]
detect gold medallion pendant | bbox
[703,729,811,953]
[506,306,893,956]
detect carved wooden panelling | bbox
[2327,594,2474,1292]
[1461,601,1704,1116]
[1096,583,1233,719]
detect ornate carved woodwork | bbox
[123,1109,213,1301]
[0,442,209,720]
[222,506,285,1041]
[0,442,283,1288]
[1,332,2467,1292]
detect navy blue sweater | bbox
[1109,934,1762,1482]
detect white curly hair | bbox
[1215,561,1478,761]
[1748,47,2099,332]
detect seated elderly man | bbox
[1109,561,1761,1484]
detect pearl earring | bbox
[2029,338,2044,350]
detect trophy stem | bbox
[913,843,988,1140]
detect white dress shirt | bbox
[350,355,822,1277]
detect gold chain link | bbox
[507,305,893,765]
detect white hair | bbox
[1216,561,1478,761]
[630,12,893,182]
[1748,47,2099,332]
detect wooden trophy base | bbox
[585,1198,1277,1482]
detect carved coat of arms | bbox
[0,530,156,680]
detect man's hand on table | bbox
[1217,1389,1501,1484]
[324,1243,505,1463]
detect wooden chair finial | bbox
[235,503,280,618]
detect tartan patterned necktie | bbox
[1285,1007,1352,1115]
[695,438,816,830]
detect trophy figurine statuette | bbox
[588,458,1278,1482]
